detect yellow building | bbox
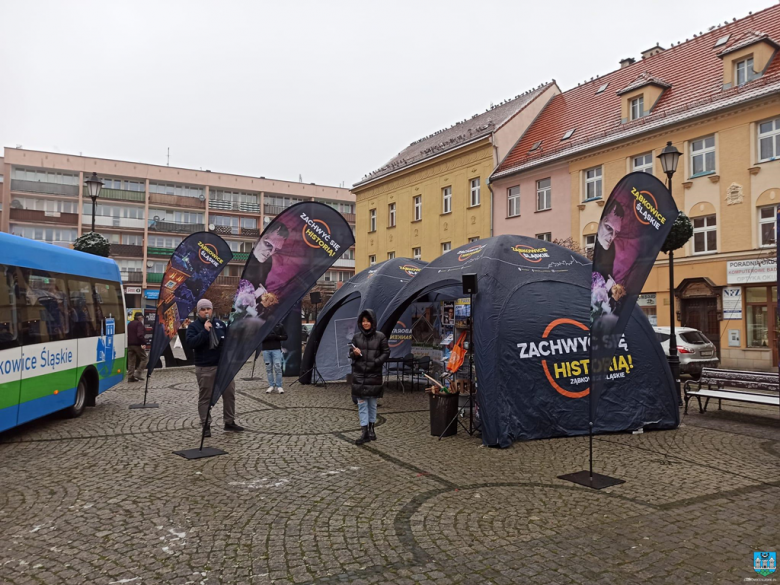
[492,7,780,371]
[352,82,558,270]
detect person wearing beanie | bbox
[186,298,243,437]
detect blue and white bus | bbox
[0,233,126,432]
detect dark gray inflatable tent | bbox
[300,257,427,383]
[377,235,679,447]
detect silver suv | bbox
[653,326,719,379]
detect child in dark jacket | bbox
[349,309,389,445]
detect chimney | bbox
[619,57,636,69]
[641,44,665,59]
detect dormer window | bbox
[736,57,756,86]
[630,96,645,120]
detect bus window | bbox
[68,279,98,339]
[17,269,70,344]
[93,280,125,335]
[0,266,19,350]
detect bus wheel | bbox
[65,377,88,418]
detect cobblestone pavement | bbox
[1,365,778,584]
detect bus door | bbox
[17,269,78,425]
[0,266,21,432]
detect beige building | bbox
[1,148,355,310]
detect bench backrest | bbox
[699,367,779,392]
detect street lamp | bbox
[85,172,104,233]
[657,141,682,403]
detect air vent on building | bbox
[714,34,730,48]
[561,129,575,140]
[596,83,609,94]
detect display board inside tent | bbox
[377,236,679,447]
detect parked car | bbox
[653,326,719,379]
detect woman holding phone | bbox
[349,309,390,445]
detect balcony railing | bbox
[208,200,260,213]
[241,227,260,237]
[332,257,355,268]
[11,179,79,198]
[230,252,249,263]
[148,220,205,234]
[342,212,356,223]
[147,273,164,284]
[99,187,145,203]
[149,192,206,209]
[9,208,79,226]
[263,204,291,216]
[122,272,144,283]
[213,275,240,287]
[147,246,176,257]
[209,225,260,238]
[110,244,144,258]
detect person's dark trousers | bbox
[195,365,236,426]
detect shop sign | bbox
[726,258,776,284]
[144,289,160,300]
[637,293,656,307]
[125,286,142,295]
[722,287,743,320]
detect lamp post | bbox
[85,172,104,233]
[657,141,682,404]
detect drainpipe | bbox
[487,180,494,237]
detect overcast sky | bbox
[0,0,774,188]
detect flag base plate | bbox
[129,403,159,409]
[173,447,228,460]
[240,378,257,381]
[558,470,625,490]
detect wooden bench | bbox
[684,368,779,415]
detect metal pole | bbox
[667,176,681,406]
[91,195,97,233]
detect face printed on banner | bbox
[597,203,624,251]
[253,226,288,263]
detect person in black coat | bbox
[349,309,390,445]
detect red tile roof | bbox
[493,4,780,180]
[355,82,554,188]
[616,72,671,95]
[717,30,780,57]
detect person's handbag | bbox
[446,331,468,373]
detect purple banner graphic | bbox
[590,172,679,421]
[211,202,355,405]
[146,232,233,376]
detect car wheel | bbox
[64,377,88,418]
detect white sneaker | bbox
[277,387,284,394]
[266,386,275,394]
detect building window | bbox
[746,286,775,348]
[442,242,451,254]
[630,95,644,120]
[507,186,520,217]
[758,117,780,162]
[413,247,421,260]
[536,178,551,211]
[343,248,355,260]
[369,209,376,232]
[442,187,452,214]
[692,215,717,254]
[690,136,716,176]
[536,233,551,242]
[388,251,395,260]
[470,178,481,207]
[149,182,204,199]
[584,167,602,200]
[388,203,396,227]
[736,57,755,86]
[584,234,596,256]
[633,152,653,173]
[759,205,777,247]
[369,255,376,266]
[468,237,480,243]
[413,196,422,221]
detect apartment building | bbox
[351,82,559,270]
[1,148,355,310]
[491,5,780,370]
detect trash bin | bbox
[429,392,459,437]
